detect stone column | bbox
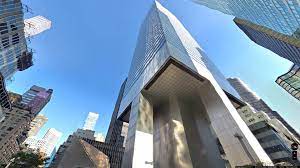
[122,92,154,168]
[153,94,193,168]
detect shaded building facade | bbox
[21,85,53,116]
[118,2,272,167]
[276,64,300,101]
[228,78,300,142]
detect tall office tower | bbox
[192,0,300,37]
[38,128,62,156]
[27,114,48,137]
[118,2,272,167]
[21,85,53,116]
[0,106,31,164]
[106,80,129,147]
[0,0,33,80]
[238,106,300,164]
[276,64,300,101]
[228,78,300,141]
[83,112,99,130]
[24,16,52,37]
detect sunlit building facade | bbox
[27,114,48,137]
[118,1,272,167]
[24,16,52,37]
[39,128,62,156]
[276,64,300,101]
[83,112,99,131]
[192,0,300,37]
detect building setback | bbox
[228,77,300,142]
[24,16,51,37]
[117,1,272,167]
[192,0,300,37]
[276,64,300,101]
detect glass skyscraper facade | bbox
[234,18,300,66]
[0,0,32,80]
[276,64,300,101]
[119,1,272,167]
[192,0,300,37]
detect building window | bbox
[12,33,19,45]
[0,23,8,35]
[1,37,9,48]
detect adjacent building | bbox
[234,18,300,66]
[192,0,300,37]
[51,136,110,168]
[83,112,99,131]
[238,106,300,164]
[0,106,31,164]
[228,77,300,142]
[0,73,11,121]
[118,1,272,167]
[38,128,62,156]
[21,85,53,116]
[27,114,48,137]
[0,0,32,80]
[276,64,300,101]
[24,16,51,37]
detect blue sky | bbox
[7,0,300,146]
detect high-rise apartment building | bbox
[238,106,300,164]
[276,64,300,101]
[192,0,300,37]
[24,16,52,37]
[0,106,31,164]
[38,128,62,156]
[27,114,48,137]
[21,85,53,116]
[83,112,99,131]
[228,78,300,142]
[0,0,33,80]
[118,2,272,167]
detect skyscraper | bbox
[24,16,52,37]
[119,2,272,167]
[0,73,11,120]
[276,64,300,101]
[234,18,300,66]
[39,128,62,156]
[21,85,53,116]
[192,0,300,36]
[27,114,48,137]
[228,77,300,141]
[83,112,99,131]
[0,0,32,80]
